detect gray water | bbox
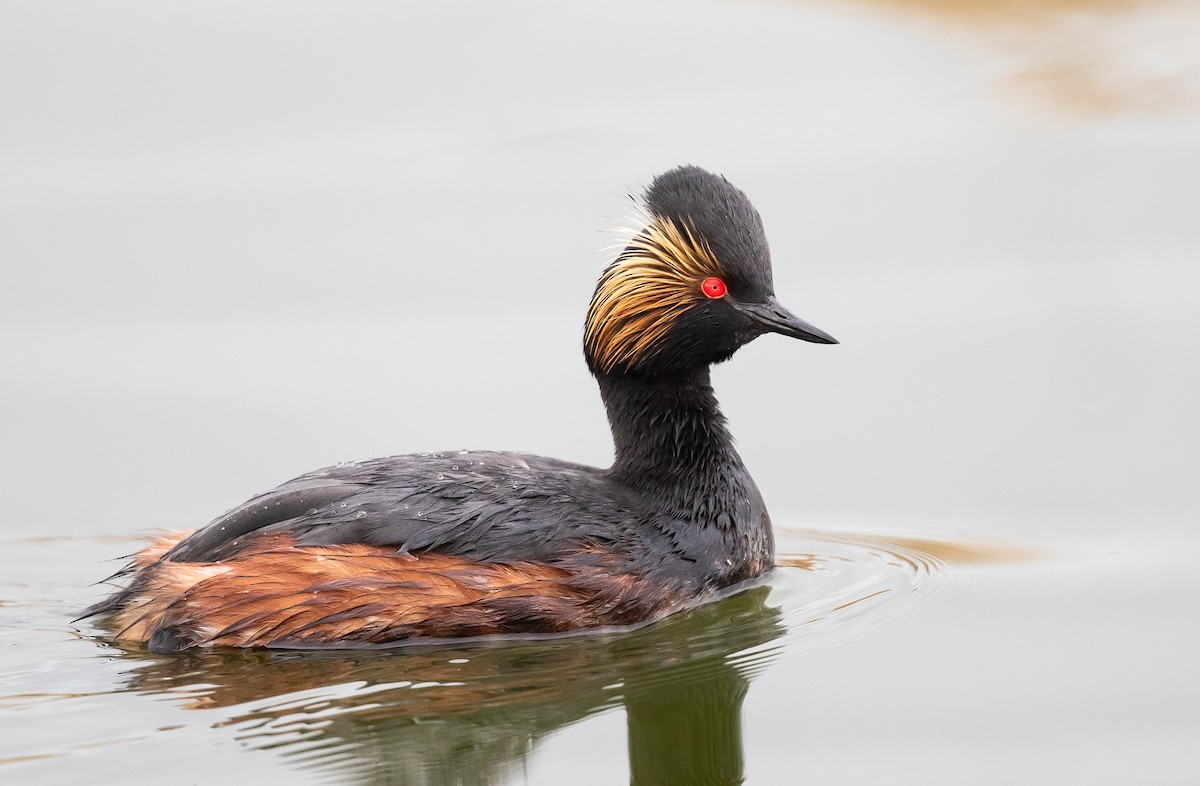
[2,1,1199,783]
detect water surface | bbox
[2,0,1198,783]
[2,528,1003,783]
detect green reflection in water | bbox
[113,586,784,785]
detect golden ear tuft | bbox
[585,213,724,373]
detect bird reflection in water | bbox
[112,586,785,785]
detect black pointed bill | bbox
[734,296,838,344]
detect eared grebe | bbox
[81,165,836,653]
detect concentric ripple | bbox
[769,527,1038,662]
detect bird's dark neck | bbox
[595,367,774,584]
[596,368,745,508]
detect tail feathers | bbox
[76,530,196,623]
[75,587,134,623]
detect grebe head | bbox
[585,165,837,377]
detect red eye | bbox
[701,277,727,299]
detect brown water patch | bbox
[0,754,58,766]
[2,534,136,544]
[1,691,105,704]
[864,534,1042,566]
[840,0,1200,115]
[865,0,1145,20]
[783,530,1039,573]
